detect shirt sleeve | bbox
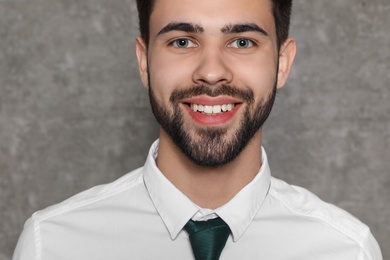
[13,217,37,260]
[359,228,383,260]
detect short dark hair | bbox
[135,0,292,50]
[272,0,293,49]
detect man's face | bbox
[137,0,292,167]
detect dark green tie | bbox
[184,217,231,260]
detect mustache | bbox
[169,84,254,104]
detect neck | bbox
[156,129,263,209]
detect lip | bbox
[181,95,243,126]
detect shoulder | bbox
[32,167,145,222]
[13,167,147,260]
[268,177,382,260]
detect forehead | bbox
[150,0,274,35]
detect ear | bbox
[136,36,149,88]
[276,38,296,89]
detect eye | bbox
[230,38,254,49]
[170,38,197,48]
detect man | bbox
[13,0,382,259]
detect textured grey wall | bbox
[0,0,389,259]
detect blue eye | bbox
[171,38,196,48]
[231,38,254,49]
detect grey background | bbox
[0,0,389,259]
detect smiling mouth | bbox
[188,103,236,115]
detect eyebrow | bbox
[157,22,204,36]
[221,23,269,36]
[156,22,269,38]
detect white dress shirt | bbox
[13,140,382,260]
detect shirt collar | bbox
[143,140,271,242]
[215,146,271,241]
[143,140,200,240]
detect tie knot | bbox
[184,217,231,260]
[184,217,229,235]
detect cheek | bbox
[233,53,278,98]
[148,51,193,103]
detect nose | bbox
[192,47,233,86]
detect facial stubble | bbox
[148,79,277,168]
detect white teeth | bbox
[190,103,235,115]
[212,105,221,114]
[204,106,213,114]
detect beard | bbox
[149,82,277,168]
